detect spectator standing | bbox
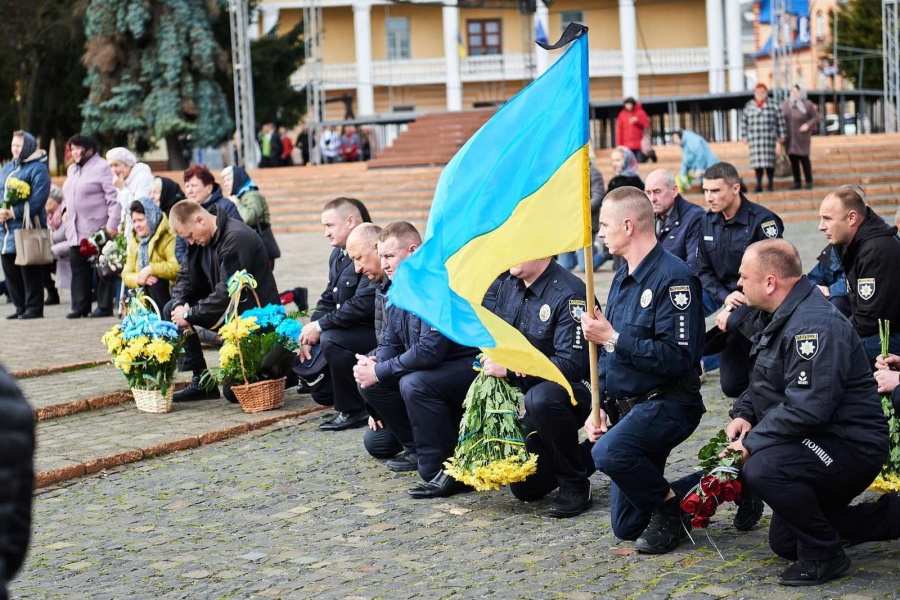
[0,362,35,599]
[43,185,66,305]
[782,85,819,190]
[741,84,787,193]
[0,130,51,319]
[279,126,294,167]
[296,126,312,166]
[340,125,360,162]
[319,127,340,164]
[258,122,283,168]
[615,97,651,163]
[62,135,120,319]
[106,147,153,241]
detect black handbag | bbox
[254,221,281,260]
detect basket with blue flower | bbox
[205,271,302,413]
[101,293,184,413]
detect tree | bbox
[832,0,891,90]
[250,22,307,128]
[82,0,235,169]
[0,1,89,167]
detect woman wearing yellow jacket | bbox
[121,197,179,308]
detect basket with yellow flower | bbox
[870,320,900,493]
[205,271,302,413]
[2,177,30,209]
[101,293,184,413]
[443,362,538,491]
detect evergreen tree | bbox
[832,0,892,90]
[82,0,234,168]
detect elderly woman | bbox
[175,164,242,265]
[741,84,788,193]
[122,197,179,308]
[149,176,185,215]
[221,166,279,265]
[0,130,51,319]
[43,185,69,306]
[63,135,121,319]
[106,147,153,240]
[782,85,820,190]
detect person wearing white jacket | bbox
[106,147,153,242]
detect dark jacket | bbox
[697,195,784,304]
[836,208,900,338]
[0,363,35,593]
[374,278,390,344]
[172,210,278,329]
[656,194,705,271]
[607,174,644,194]
[807,244,847,299]
[311,248,375,330]
[175,185,243,265]
[588,163,606,235]
[0,132,50,255]
[731,277,888,456]
[374,306,478,384]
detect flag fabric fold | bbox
[388,26,591,399]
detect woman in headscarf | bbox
[782,85,819,190]
[221,165,280,266]
[0,130,51,319]
[62,134,121,318]
[121,197,179,308]
[606,146,644,269]
[149,176,186,215]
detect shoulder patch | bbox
[568,299,586,322]
[669,285,691,310]
[761,220,779,239]
[858,278,875,301]
[795,333,819,360]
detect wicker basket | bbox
[132,387,174,413]
[231,377,286,413]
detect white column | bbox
[725,0,744,91]
[535,2,551,76]
[442,0,463,111]
[260,5,280,36]
[705,0,725,93]
[248,7,261,41]
[618,0,639,98]
[353,0,375,117]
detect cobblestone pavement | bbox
[12,373,900,599]
[7,218,900,598]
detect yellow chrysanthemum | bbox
[218,316,259,342]
[145,339,173,364]
[219,341,239,366]
[869,473,900,494]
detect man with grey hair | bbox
[644,168,704,271]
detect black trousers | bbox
[311,326,376,413]
[363,425,403,459]
[743,436,899,561]
[142,280,171,312]
[1,254,44,316]
[163,299,207,374]
[755,167,775,190]
[788,154,812,186]
[359,381,417,458]
[509,382,592,501]
[69,246,114,314]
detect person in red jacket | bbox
[615,97,651,163]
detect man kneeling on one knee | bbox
[481,257,594,518]
[353,222,479,498]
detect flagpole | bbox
[583,243,602,427]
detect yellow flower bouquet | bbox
[870,320,900,493]
[101,294,184,413]
[3,177,30,209]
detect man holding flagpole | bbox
[582,186,705,555]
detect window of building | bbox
[560,10,584,35]
[815,11,825,41]
[467,19,502,56]
[387,17,410,60]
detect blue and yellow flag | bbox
[389,25,591,399]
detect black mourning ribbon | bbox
[536,22,588,51]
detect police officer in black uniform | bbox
[582,186,705,554]
[354,222,479,498]
[698,161,784,398]
[726,239,900,586]
[483,257,593,518]
[300,197,376,431]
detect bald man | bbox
[644,168,704,271]
[726,239,899,586]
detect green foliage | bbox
[832,0,892,90]
[250,22,307,127]
[697,429,744,473]
[82,0,234,150]
[879,320,900,475]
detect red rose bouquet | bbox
[680,429,745,528]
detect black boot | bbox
[173,375,221,402]
[733,489,764,531]
[634,496,691,554]
[45,288,60,305]
[779,549,850,586]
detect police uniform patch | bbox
[640,289,652,308]
[858,278,876,301]
[797,368,811,388]
[568,299,586,322]
[669,285,691,310]
[795,333,819,360]
[761,220,779,239]
[539,304,551,322]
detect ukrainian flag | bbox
[389,25,591,400]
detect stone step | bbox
[34,391,327,488]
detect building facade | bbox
[257,0,746,119]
